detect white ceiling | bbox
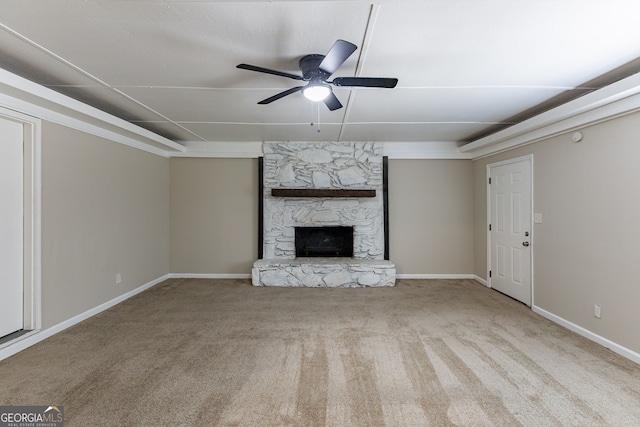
[1,0,640,147]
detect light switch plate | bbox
[534,213,542,224]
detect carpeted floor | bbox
[1,279,639,426]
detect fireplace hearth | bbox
[295,226,353,258]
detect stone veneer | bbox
[252,142,396,287]
[253,258,396,287]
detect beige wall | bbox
[170,158,258,274]
[473,111,640,354]
[169,157,474,276]
[390,159,474,275]
[42,122,170,328]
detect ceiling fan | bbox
[237,39,398,111]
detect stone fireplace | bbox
[252,142,396,287]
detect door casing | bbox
[0,106,41,344]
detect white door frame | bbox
[486,154,534,306]
[0,106,41,340]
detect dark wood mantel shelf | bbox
[271,188,376,198]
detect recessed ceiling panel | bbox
[178,122,342,142]
[118,87,349,123]
[131,121,203,142]
[46,86,173,122]
[0,1,371,87]
[345,87,587,123]
[340,122,494,143]
[2,0,639,145]
[367,1,640,87]
[0,29,100,87]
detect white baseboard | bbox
[388,273,489,287]
[169,273,252,279]
[172,273,486,286]
[532,305,640,365]
[474,275,489,287]
[0,274,170,362]
[172,273,481,281]
[397,274,477,280]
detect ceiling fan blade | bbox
[318,39,357,75]
[257,86,304,104]
[332,77,398,88]
[323,91,343,111]
[237,64,304,81]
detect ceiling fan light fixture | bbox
[302,84,331,102]
[238,39,398,110]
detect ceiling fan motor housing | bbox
[299,54,330,81]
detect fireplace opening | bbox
[295,226,354,258]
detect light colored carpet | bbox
[1,279,639,426]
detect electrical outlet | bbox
[116,273,122,285]
[594,304,601,319]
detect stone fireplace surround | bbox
[252,142,396,287]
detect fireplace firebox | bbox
[295,226,354,258]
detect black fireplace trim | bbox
[258,157,263,259]
[383,156,389,260]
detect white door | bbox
[489,157,532,306]
[0,117,24,337]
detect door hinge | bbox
[489,270,492,278]
[489,224,492,231]
[488,177,491,184]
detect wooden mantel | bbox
[271,188,376,198]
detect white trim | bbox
[485,154,533,169]
[0,91,171,158]
[171,141,473,160]
[486,162,492,290]
[396,274,477,280]
[171,151,262,159]
[0,68,184,157]
[473,275,488,287]
[172,141,264,158]
[486,155,534,306]
[383,141,472,159]
[0,106,42,334]
[174,273,481,281]
[169,273,252,279]
[462,72,640,159]
[0,274,170,362]
[532,305,640,365]
[173,274,480,281]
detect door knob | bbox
[523,242,530,247]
